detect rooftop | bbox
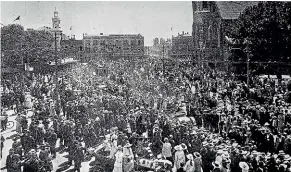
[83,33,143,38]
[216,1,259,20]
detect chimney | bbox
[100,33,103,35]
[182,31,184,35]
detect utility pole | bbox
[162,43,165,75]
[247,52,250,87]
[53,31,61,115]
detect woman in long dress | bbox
[174,145,185,170]
[123,143,134,172]
[113,146,123,172]
[184,154,195,172]
[109,137,118,159]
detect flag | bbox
[14,16,20,21]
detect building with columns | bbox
[192,1,258,68]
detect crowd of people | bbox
[1,57,291,172]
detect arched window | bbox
[138,40,141,45]
[79,46,83,51]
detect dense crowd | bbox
[1,57,291,172]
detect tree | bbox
[226,2,291,74]
[1,24,54,67]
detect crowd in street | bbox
[1,57,291,172]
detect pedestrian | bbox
[73,141,84,172]
[193,152,203,172]
[45,128,57,158]
[112,145,123,172]
[1,135,5,158]
[123,142,134,172]
[174,145,186,170]
[184,154,195,172]
[15,114,22,133]
[239,162,250,172]
[162,138,173,162]
[6,149,15,172]
[212,161,222,172]
[23,149,42,172]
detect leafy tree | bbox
[226,2,291,74]
[1,24,54,68]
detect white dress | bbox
[174,150,185,169]
[112,151,123,172]
[109,140,118,159]
[24,94,33,109]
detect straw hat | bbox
[194,152,201,158]
[181,143,187,150]
[217,150,225,155]
[212,161,221,168]
[284,154,291,161]
[124,143,132,148]
[239,162,249,171]
[174,145,183,151]
[186,154,194,160]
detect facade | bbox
[192,1,258,67]
[150,38,172,57]
[170,32,194,58]
[60,39,83,61]
[83,34,144,59]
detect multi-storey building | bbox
[170,32,194,58]
[83,33,144,59]
[192,1,258,68]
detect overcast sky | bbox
[1,1,193,45]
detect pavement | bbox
[0,108,96,172]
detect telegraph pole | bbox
[162,43,165,75]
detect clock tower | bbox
[52,8,62,51]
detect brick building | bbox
[83,33,144,60]
[192,1,258,68]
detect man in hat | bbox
[73,141,84,172]
[15,113,22,133]
[23,149,42,172]
[194,152,203,172]
[0,135,5,159]
[6,148,16,172]
[39,143,53,172]
[45,128,57,158]
[123,142,134,172]
[21,130,36,154]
